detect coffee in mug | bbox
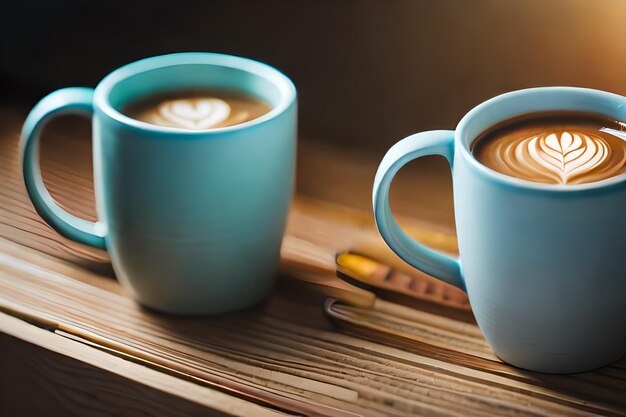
[123,89,272,130]
[373,87,626,373]
[472,112,626,185]
[20,53,297,315]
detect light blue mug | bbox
[21,53,297,315]
[374,87,626,373]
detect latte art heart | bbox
[158,98,231,130]
[123,90,272,131]
[473,114,626,185]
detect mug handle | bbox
[20,87,107,249]
[373,130,464,290]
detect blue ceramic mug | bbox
[21,53,297,315]
[374,87,626,373]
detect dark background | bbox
[3,0,626,152]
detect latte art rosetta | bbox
[473,113,626,185]
[494,131,626,184]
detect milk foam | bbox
[497,131,626,184]
[124,91,272,131]
[473,115,626,185]
[158,98,232,130]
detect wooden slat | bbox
[0,312,288,417]
[326,300,626,414]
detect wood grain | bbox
[0,313,280,417]
[1,106,625,416]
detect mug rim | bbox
[93,52,297,136]
[455,86,626,193]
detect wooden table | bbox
[0,105,625,416]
